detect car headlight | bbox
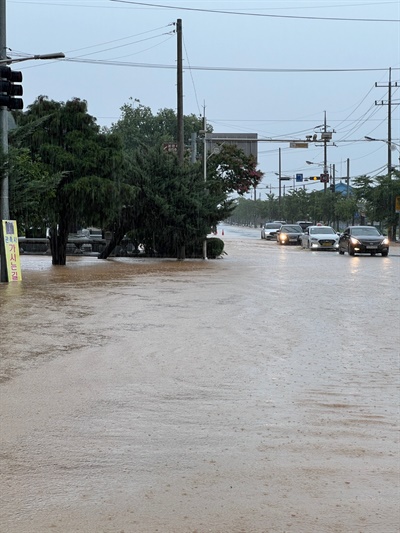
[382,238,389,245]
[280,234,287,241]
[350,237,360,245]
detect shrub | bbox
[206,237,225,258]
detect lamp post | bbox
[0,51,65,281]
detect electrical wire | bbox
[62,58,399,73]
[110,1,400,23]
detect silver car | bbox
[261,222,282,240]
[301,225,339,250]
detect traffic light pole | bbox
[0,0,64,281]
[0,0,9,281]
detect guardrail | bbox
[18,237,107,255]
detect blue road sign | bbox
[296,173,303,182]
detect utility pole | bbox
[375,67,398,176]
[278,147,282,207]
[176,19,184,165]
[323,111,328,193]
[190,132,197,164]
[346,158,350,198]
[202,108,207,260]
[375,67,399,241]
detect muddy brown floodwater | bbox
[0,225,399,533]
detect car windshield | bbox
[310,227,335,235]
[282,225,302,233]
[351,227,381,236]
[265,223,281,229]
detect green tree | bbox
[10,96,130,265]
[110,99,206,153]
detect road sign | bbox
[290,142,308,149]
[296,173,303,182]
[163,142,178,152]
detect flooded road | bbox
[1,226,399,533]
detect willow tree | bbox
[10,96,132,265]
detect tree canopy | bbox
[8,96,264,263]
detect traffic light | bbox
[0,66,23,110]
[309,176,319,181]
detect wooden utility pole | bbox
[375,67,398,176]
[375,67,399,241]
[176,19,184,165]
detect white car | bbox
[261,222,282,240]
[301,225,339,250]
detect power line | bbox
[63,58,399,73]
[110,0,400,23]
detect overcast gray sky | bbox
[6,0,400,196]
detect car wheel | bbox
[381,250,389,257]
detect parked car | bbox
[301,225,339,250]
[261,222,282,240]
[338,226,389,256]
[276,224,303,245]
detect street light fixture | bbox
[0,53,65,65]
[364,136,400,167]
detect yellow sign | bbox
[2,220,22,282]
[396,195,400,213]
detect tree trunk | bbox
[98,225,126,259]
[49,223,69,266]
[177,244,185,261]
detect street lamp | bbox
[0,52,65,282]
[364,136,400,171]
[0,53,65,66]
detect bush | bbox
[206,237,225,258]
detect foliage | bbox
[206,237,225,258]
[9,96,131,263]
[109,99,207,153]
[122,145,234,257]
[207,144,264,195]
